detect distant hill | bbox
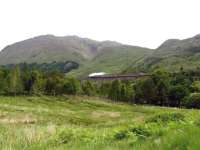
[0,35,152,75]
[127,34,200,72]
[0,35,122,64]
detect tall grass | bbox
[0,96,199,149]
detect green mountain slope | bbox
[127,34,200,72]
[69,45,152,76]
[0,35,152,76]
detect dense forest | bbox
[0,65,200,109]
[2,61,79,73]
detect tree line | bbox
[81,68,200,109]
[2,61,79,74]
[0,65,200,109]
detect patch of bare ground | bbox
[91,111,121,118]
[0,115,37,124]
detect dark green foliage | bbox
[6,66,23,95]
[152,69,170,106]
[114,130,129,140]
[130,126,151,139]
[99,82,110,97]
[81,81,96,96]
[146,112,185,123]
[191,81,200,92]
[134,78,157,104]
[63,77,80,95]
[121,82,134,102]
[0,69,9,94]
[184,93,200,108]
[108,80,122,101]
[45,72,65,95]
[0,64,200,109]
[169,85,189,107]
[134,68,170,105]
[3,61,79,73]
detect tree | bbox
[0,68,8,94]
[191,81,200,92]
[184,93,200,108]
[81,80,96,96]
[7,66,23,95]
[45,71,65,95]
[108,80,121,101]
[120,82,134,102]
[134,78,157,104]
[152,69,170,106]
[30,70,45,95]
[99,82,110,97]
[63,77,80,95]
[169,85,189,107]
[125,82,135,102]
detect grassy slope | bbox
[149,54,200,71]
[69,46,153,77]
[126,52,200,73]
[0,96,200,149]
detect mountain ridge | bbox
[0,35,152,76]
[130,34,200,72]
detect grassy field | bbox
[0,96,200,150]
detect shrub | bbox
[114,130,129,140]
[146,112,185,124]
[129,126,151,139]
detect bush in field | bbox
[113,125,152,141]
[146,112,185,124]
[184,93,200,108]
[114,129,129,140]
[129,126,151,139]
[55,128,95,144]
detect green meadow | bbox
[0,96,200,150]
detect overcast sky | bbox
[0,0,200,50]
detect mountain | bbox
[69,45,152,76]
[0,35,152,76]
[131,34,200,72]
[0,35,122,64]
